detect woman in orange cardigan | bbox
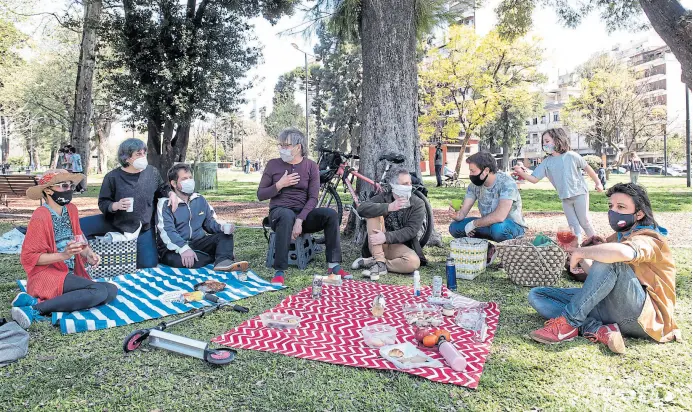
[12,170,118,329]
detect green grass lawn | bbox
[0,223,690,411]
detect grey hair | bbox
[388,167,411,185]
[118,138,147,167]
[277,128,308,157]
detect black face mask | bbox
[50,190,73,206]
[608,210,637,232]
[469,170,488,187]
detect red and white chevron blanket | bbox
[213,280,499,388]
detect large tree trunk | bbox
[94,117,111,174]
[639,0,692,89]
[147,117,191,174]
[454,131,473,175]
[0,116,9,164]
[70,0,102,179]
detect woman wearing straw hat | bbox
[11,170,118,329]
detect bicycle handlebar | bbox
[319,148,359,160]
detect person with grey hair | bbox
[257,127,350,286]
[351,168,426,280]
[79,138,176,268]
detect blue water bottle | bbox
[446,255,457,291]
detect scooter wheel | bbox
[123,329,150,353]
[204,348,236,365]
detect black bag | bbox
[318,152,342,183]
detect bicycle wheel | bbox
[318,185,344,227]
[414,190,434,247]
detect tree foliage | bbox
[561,53,667,162]
[419,25,545,173]
[100,0,295,173]
[264,69,307,140]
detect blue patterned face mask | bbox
[543,143,555,154]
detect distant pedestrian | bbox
[434,142,443,187]
[597,166,607,188]
[245,157,250,174]
[628,153,645,184]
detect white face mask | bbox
[279,147,294,162]
[179,178,195,194]
[391,184,413,200]
[132,157,148,170]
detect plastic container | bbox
[438,339,467,372]
[260,312,302,329]
[402,303,443,327]
[379,342,443,370]
[361,324,398,348]
[455,306,488,342]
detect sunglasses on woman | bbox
[52,182,75,190]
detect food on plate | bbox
[388,348,404,358]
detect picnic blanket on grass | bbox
[213,280,499,389]
[17,266,283,334]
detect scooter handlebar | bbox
[204,293,249,313]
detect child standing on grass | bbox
[513,128,603,242]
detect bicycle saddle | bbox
[378,153,405,164]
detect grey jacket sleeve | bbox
[384,199,425,245]
[356,193,390,218]
[156,198,190,254]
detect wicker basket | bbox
[87,238,137,279]
[450,238,488,280]
[496,237,566,287]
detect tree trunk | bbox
[639,0,692,89]
[501,107,510,170]
[0,116,8,164]
[147,117,191,174]
[70,0,102,179]
[454,131,473,175]
[502,142,511,170]
[94,118,111,174]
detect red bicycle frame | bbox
[333,161,383,207]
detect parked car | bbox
[644,165,682,177]
[610,167,627,174]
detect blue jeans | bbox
[449,217,525,242]
[79,215,159,269]
[528,262,650,338]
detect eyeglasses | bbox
[52,182,74,190]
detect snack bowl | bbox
[402,303,443,327]
[361,324,398,348]
[260,312,302,329]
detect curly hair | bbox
[607,183,658,227]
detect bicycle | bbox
[316,148,434,247]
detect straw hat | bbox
[26,169,86,200]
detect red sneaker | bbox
[529,316,578,345]
[271,274,285,286]
[585,324,626,354]
[328,266,353,280]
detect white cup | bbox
[223,223,234,235]
[125,197,134,212]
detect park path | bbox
[1,196,689,248]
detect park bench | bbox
[0,174,38,206]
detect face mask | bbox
[179,179,195,194]
[132,157,148,170]
[50,189,73,206]
[543,143,555,154]
[469,170,488,187]
[279,148,294,162]
[391,184,413,200]
[608,210,637,232]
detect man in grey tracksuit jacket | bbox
[156,164,237,270]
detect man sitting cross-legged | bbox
[156,163,247,271]
[351,168,426,280]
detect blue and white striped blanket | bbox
[17,265,283,334]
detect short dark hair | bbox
[167,163,192,189]
[607,183,658,227]
[117,138,147,167]
[466,151,497,174]
[68,147,77,154]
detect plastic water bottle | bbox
[438,337,467,372]
[413,270,421,297]
[446,256,457,291]
[432,276,442,298]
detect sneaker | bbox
[585,324,626,354]
[12,292,37,308]
[11,306,47,329]
[362,261,387,281]
[529,316,579,345]
[328,265,352,280]
[271,272,285,286]
[214,260,249,272]
[351,257,375,270]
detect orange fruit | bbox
[433,329,451,342]
[422,334,438,348]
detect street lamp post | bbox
[292,43,319,146]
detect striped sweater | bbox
[20,203,90,301]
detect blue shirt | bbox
[532,152,588,199]
[44,204,75,270]
[465,172,526,227]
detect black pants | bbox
[35,273,118,315]
[160,233,234,268]
[269,207,341,271]
[435,165,443,187]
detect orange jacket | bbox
[20,203,90,301]
[615,228,679,343]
